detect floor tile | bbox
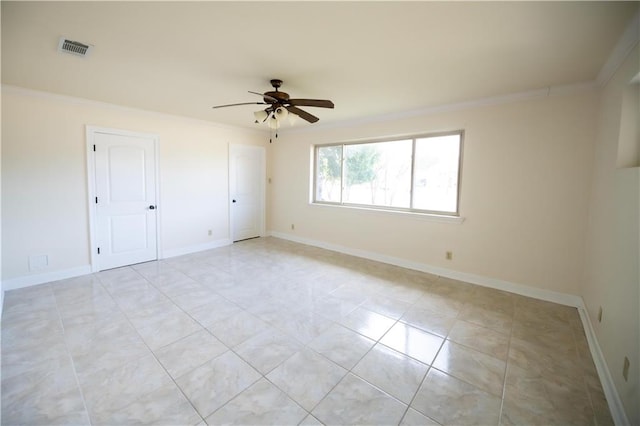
[379,282,427,303]
[413,292,464,318]
[312,373,407,425]
[513,319,576,351]
[154,329,228,379]
[458,303,513,335]
[467,286,516,315]
[112,284,170,312]
[185,298,243,327]
[508,335,582,382]
[95,381,201,425]
[433,341,506,397]
[329,284,371,305]
[588,384,615,426]
[171,287,224,311]
[207,310,269,347]
[52,277,109,307]
[1,303,61,332]
[361,293,413,319]
[380,322,444,365]
[1,237,612,426]
[267,348,347,411]
[338,306,396,341]
[80,354,173,422]
[1,338,71,383]
[132,308,203,350]
[58,296,121,327]
[234,328,302,374]
[501,363,593,425]
[300,413,324,426]
[412,368,501,426]
[205,378,307,425]
[64,317,150,379]
[308,323,375,370]
[311,295,361,321]
[246,301,292,325]
[271,311,333,344]
[400,305,457,337]
[400,408,440,425]
[352,344,428,403]
[176,350,261,418]
[447,320,510,360]
[2,311,64,348]
[99,275,153,296]
[430,277,476,302]
[1,361,90,426]
[2,284,57,316]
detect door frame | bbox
[228,143,266,242]
[86,126,162,272]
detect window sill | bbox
[309,202,465,224]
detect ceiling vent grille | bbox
[58,37,93,58]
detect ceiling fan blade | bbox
[288,99,334,109]
[212,102,266,109]
[248,91,279,103]
[286,106,319,123]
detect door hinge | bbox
[97,247,100,254]
[95,197,98,204]
[93,144,96,152]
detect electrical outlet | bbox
[598,306,603,323]
[623,356,630,381]
[291,224,295,230]
[208,229,212,236]
[446,251,453,260]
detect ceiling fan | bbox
[212,79,334,128]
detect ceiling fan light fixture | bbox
[274,106,288,120]
[267,114,280,130]
[288,112,299,125]
[253,110,268,123]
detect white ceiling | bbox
[2,1,637,129]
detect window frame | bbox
[312,130,464,217]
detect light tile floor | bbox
[1,237,613,425]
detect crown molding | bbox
[1,84,267,136]
[597,10,640,87]
[282,81,598,134]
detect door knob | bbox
[149,205,156,210]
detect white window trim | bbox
[312,130,464,218]
[309,201,465,224]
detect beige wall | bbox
[269,91,598,295]
[583,45,640,425]
[1,87,266,282]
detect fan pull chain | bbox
[269,128,278,144]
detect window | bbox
[314,131,463,215]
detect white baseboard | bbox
[269,231,583,307]
[1,239,232,293]
[269,231,627,423]
[578,304,630,426]
[162,238,231,259]
[3,265,93,292]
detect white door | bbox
[229,144,265,242]
[90,129,158,271]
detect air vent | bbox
[57,37,93,58]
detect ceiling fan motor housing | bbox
[264,91,289,104]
